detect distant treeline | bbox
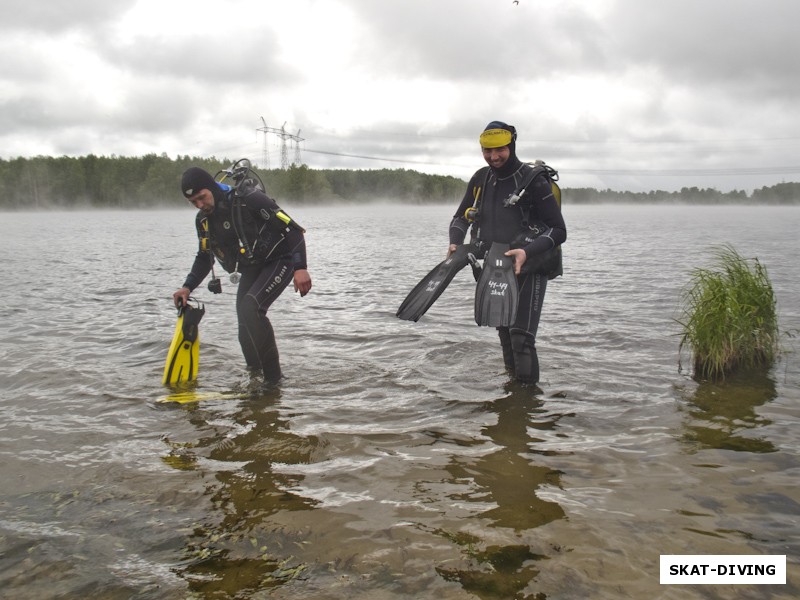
[1,154,799,209]
[567,185,800,205]
[0,154,465,209]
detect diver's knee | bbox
[510,331,534,353]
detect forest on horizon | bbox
[1,154,799,210]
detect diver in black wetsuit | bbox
[449,121,566,385]
[172,166,312,384]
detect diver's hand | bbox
[447,243,458,257]
[293,269,312,297]
[172,287,190,308]
[505,248,527,275]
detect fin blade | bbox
[396,244,473,321]
[162,304,204,385]
[474,243,518,327]
[157,390,244,404]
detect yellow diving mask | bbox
[479,128,513,149]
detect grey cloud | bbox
[0,0,123,33]
[111,82,202,132]
[1,0,798,193]
[608,0,800,95]
[97,31,298,86]
[343,0,610,82]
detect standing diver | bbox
[172,163,312,385]
[449,121,567,386]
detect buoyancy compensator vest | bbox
[466,161,563,278]
[196,158,306,275]
[197,188,293,274]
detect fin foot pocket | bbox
[162,298,205,385]
[474,243,518,327]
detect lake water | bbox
[1,204,798,599]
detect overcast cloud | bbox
[1,0,798,192]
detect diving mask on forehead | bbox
[479,128,514,149]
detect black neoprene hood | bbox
[181,167,217,198]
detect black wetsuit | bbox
[182,184,307,383]
[449,156,567,384]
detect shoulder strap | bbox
[229,193,255,258]
[463,166,490,220]
[465,167,491,241]
[507,161,561,208]
[504,163,546,207]
[464,167,489,228]
[198,217,211,252]
[471,166,491,210]
[538,161,561,208]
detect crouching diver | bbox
[449,122,567,385]
[172,162,312,385]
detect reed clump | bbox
[678,244,779,380]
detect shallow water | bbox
[1,204,799,599]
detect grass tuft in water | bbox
[678,244,779,380]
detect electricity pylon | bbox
[257,117,305,169]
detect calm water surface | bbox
[1,204,799,599]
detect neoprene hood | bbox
[181,167,217,198]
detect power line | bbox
[569,166,800,176]
[314,129,800,146]
[206,124,800,179]
[304,146,800,177]
[524,137,800,146]
[303,147,468,168]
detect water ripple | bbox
[1,206,799,599]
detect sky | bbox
[2,0,799,193]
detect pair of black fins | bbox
[163,299,205,385]
[396,242,518,327]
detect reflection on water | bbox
[447,387,565,531]
[436,542,546,600]
[680,368,777,454]
[436,385,566,598]
[158,384,571,598]
[162,392,321,596]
